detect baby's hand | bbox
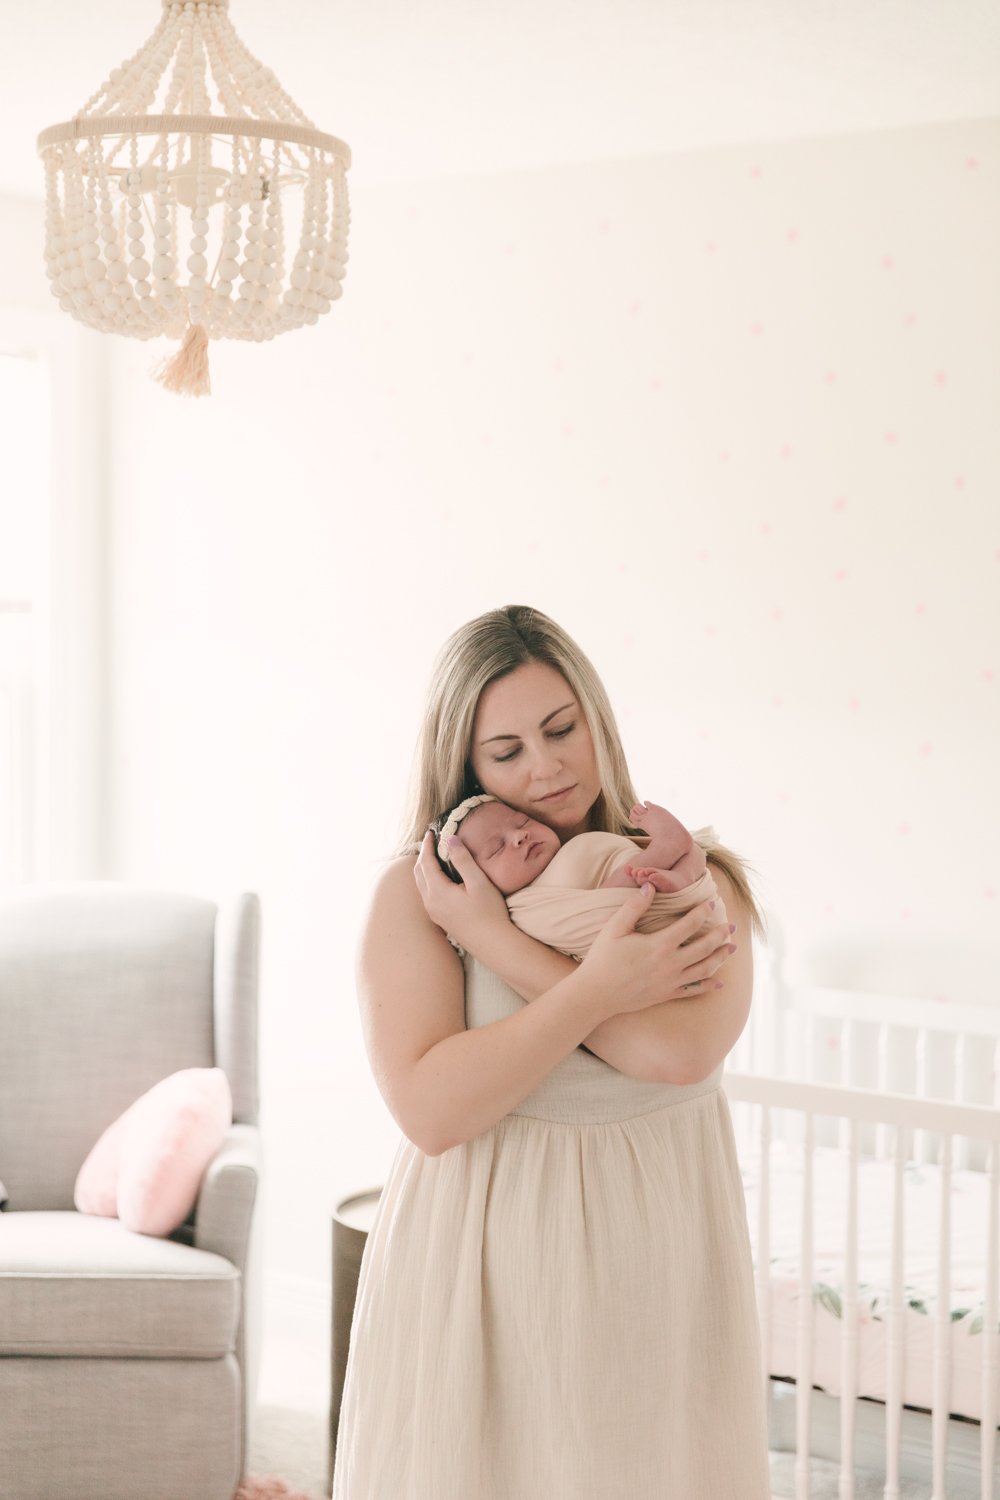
[622,864,694,894]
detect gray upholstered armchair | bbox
[0,884,262,1500]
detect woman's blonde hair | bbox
[398,604,763,935]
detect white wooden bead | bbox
[187,254,208,275]
[129,259,151,280]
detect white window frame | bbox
[0,305,107,882]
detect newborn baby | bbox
[436,796,725,961]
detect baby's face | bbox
[458,801,562,895]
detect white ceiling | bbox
[3,0,999,199]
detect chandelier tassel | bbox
[151,321,212,397]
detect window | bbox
[0,345,50,884]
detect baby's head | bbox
[436,795,561,896]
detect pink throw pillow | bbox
[74,1068,232,1237]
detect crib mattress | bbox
[740,1142,999,1422]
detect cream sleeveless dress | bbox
[333,956,770,1500]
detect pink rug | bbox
[234,1476,322,1500]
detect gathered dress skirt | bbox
[332,955,770,1500]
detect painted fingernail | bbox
[729,924,737,933]
[447,836,460,848]
[641,882,652,895]
[714,982,724,990]
[709,901,716,910]
[729,943,737,954]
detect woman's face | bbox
[468,660,602,842]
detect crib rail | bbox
[723,1071,1000,1500]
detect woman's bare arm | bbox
[582,869,753,1084]
[415,831,741,1085]
[357,856,695,1156]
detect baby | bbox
[435,796,724,961]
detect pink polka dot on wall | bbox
[849,698,860,710]
[599,220,611,233]
[750,323,764,336]
[703,625,716,637]
[760,522,772,535]
[623,635,634,649]
[882,256,895,269]
[833,497,847,511]
[966,158,979,169]
[955,477,966,489]
[934,371,947,386]
[824,371,836,384]
[772,697,782,708]
[599,476,610,488]
[704,240,717,253]
[698,550,710,563]
[834,569,847,582]
[987,888,996,900]
[898,823,910,836]
[786,229,798,243]
[984,669,995,682]
[650,379,661,392]
[771,608,782,622]
[884,431,898,444]
[629,301,641,315]
[900,908,911,919]
[919,742,932,755]
[751,166,762,179]
[905,313,916,327]
[915,602,927,614]
[503,243,514,257]
[780,445,792,459]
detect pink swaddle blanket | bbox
[506,830,726,961]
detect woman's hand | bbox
[580,885,735,1019]
[413,829,512,951]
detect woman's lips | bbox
[535,784,576,804]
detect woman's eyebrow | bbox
[480,701,575,745]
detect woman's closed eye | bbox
[493,722,575,764]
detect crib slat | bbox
[877,1025,891,1159]
[839,1020,854,1151]
[956,1035,970,1170]
[796,1112,815,1500]
[757,1104,772,1392]
[885,1125,906,1500]
[839,1117,859,1500]
[932,1133,953,1500]
[916,1027,929,1164]
[981,1140,1000,1500]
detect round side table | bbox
[327,1188,382,1494]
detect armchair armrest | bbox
[195,1123,261,1274]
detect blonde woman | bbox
[334,605,770,1500]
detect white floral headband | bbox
[434,794,497,866]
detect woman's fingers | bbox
[442,835,487,888]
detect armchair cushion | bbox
[0,1211,240,1358]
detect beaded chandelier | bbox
[37,0,351,396]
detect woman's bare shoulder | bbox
[362,853,457,963]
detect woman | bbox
[334,605,770,1500]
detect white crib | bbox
[726,924,1000,1500]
